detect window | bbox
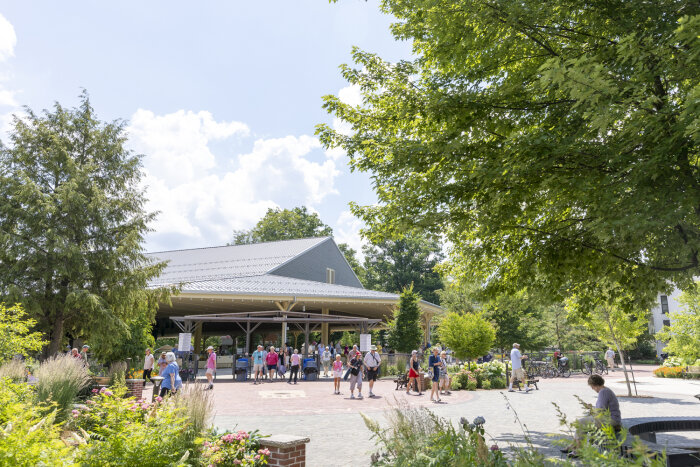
[326,268,335,284]
[660,295,669,314]
[662,319,671,327]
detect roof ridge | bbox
[146,236,331,255]
[265,237,332,274]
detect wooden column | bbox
[193,322,203,354]
[321,308,329,346]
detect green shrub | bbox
[466,379,477,391]
[202,430,270,466]
[489,377,507,389]
[482,380,491,390]
[450,378,463,391]
[35,354,91,419]
[72,389,194,466]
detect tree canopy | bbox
[0,303,46,363]
[231,206,333,245]
[363,232,444,304]
[0,94,170,355]
[319,0,700,304]
[438,312,495,361]
[657,284,700,364]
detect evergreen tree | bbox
[387,285,423,353]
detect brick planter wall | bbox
[125,379,144,399]
[259,434,310,467]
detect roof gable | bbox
[147,237,328,286]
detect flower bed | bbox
[653,366,685,378]
[450,361,507,390]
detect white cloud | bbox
[335,210,366,260]
[129,110,341,251]
[338,84,362,107]
[0,14,16,62]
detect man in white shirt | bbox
[508,343,531,392]
[605,348,616,370]
[321,346,332,377]
[364,345,382,397]
[143,348,155,385]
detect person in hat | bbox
[80,345,89,363]
[508,343,531,392]
[364,345,381,397]
[205,345,216,390]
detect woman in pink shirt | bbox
[332,354,343,394]
[287,349,301,384]
[205,346,216,390]
[266,346,278,380]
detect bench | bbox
[512,378,539,391]
[686,366,700,379]
[621,417,700,467]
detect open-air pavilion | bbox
[149,237,442,353]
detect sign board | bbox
[360,333,371,352]
[178,333,192,352]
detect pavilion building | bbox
[148,237,441,355]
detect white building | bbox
[650,289,684,355]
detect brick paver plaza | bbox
[153,365,700,466]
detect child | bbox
[332,354,343,394]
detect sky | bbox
[0,1,411,254]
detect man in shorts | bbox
[364,345,381,397]
[508,343,531,392]
[439,350,451,395]
[252,345,265,384]
[205,345,216,390]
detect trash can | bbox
[302,358,318,381]
[235,358,249,382]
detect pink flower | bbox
[72,414,79,418]
[71,409,79,415]
[260,449,270,455]
[86,400,95,405]
[233,461,241,465]
[141,404,149,410]
[92,388,99,393]
[490,444,499,451]
[254,455,260,460]
[155,396,163,402]
[99,387,106,394]
[104,390,113,396]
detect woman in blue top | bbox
[159,351,182,397]
[428,347,442,403]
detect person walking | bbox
[252,345,265,385]
[364,345,381,397]
[266,346,278,380]
[277,348,286,379]
[508,343,531,392]
[439,350,451,395]
[428,347,442,402]
[605,348,616,370]
[321,346,332,377]
[348,350,364,399]
[332,354,343,394]
[205,345,216,390]
[407,350,422,395]
[288,349,301,384]
[143,348,155,385]
[159,351,183,397]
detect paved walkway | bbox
[150,366,700,466]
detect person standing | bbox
[261,346,268,380]
[288,349,301,384]
[321,346,332,377]
[80,345,89,363]
[158,351,168,372]
[332,354,343,394]
[364,345,381,398]
[71,348,81,360]
[428,347,442,402]
[277,348,285,379]
[143,348,155,385]
[406,350,422,395]
[348,351,364,399]
[205,345,216,390]
[439,350,451,395]
[605,348,616,370]
[508,343,531,392]
[159,352,183,397]
[266,346,278,380]
[252,345,265,385]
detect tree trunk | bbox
[46,313,65,358]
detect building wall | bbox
[269,239,363,288]
[650,288,684,355]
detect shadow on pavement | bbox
[618,396,699,405]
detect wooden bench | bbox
[621,417,700,467]
[512,378,539,391]
[686,366,700,379]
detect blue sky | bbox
[0,1,411,253]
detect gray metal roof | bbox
[179,274,399,300]
[147,237,328,286]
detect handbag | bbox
[350,366,359,376]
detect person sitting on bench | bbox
[563,374,621,456]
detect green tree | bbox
[387,285,424,353]
[231,206,332,244]
[0,303,46,363]
[435,281,480,315]
[319,1,700,304]
[437,312,495,361]
[337,242,366,285]
[90,312,155,366]
[483,292,548,354]
[363,233,444,304]
[567,284,648,396]
[657,284,700,364]
[0,94,171,356]
[542,304,601,352]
